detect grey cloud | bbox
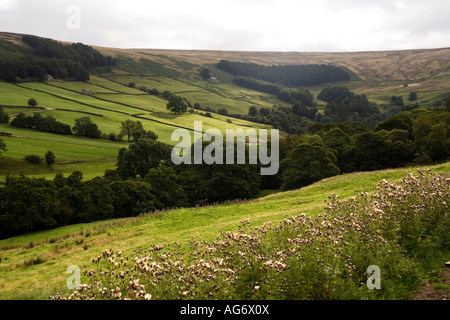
[0,0,449,51]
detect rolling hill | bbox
[0,161,448,300]
[0,31,449,302]
[1,31,449,181]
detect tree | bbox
[0,176,59,239]
[248,106,258,117]
[73,117,101,138]
[24,154,42,164]
[217,108,228,116]
[145,167,188,210]
[166,95,188,114]
[110,180,156,217]
[28,98,38,107]
[280,141,340,191]
[142,130,158,141]
[116,138,173,179]
[426,123,449,161]
[408,92,418,101]
[175,140,261,205]
[390,96,404,106]
[0,107,9,123]
[292,102,317,120]
[318,86,353,103]
[354,131,390,170]
[374,113,414,139]
[322,127,355,172]
[45,150,56,167]
[206,164,261,202]
[118,120,144,142]
[413,111,450,161]
[162,90,172,99]
[29,65,47,81]
[377,129,414,167]
[77,177,114,222]
[200,68,211,80]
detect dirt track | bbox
[413,266,450,300]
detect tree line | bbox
[232,75,314,106]
[0,138,261,239]
[239,86,390,132]
[0,57,91,82]
[0,173,156,239]
[22,35,116,70]
[10,112,103,138]
[0,36,116,83]
[279,105,450,191]
[217,60,351,87]
[0,96,448,239]
[11,112,72,135]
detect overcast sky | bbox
[0,0,449,52]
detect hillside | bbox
[0,162,448,300]
[2,31,450,89]
[0,32,450,303]
[1,32,449,182]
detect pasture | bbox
[0,162,447,300]
[0,75,276,180]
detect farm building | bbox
[82,88,93,95]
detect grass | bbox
[0,161,448,300]
[106,75,286,115]
[0,124,125,180]
[1,32,449,300]
[0,75,277,179]
[433,284,450,290]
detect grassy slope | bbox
[0,161,448,299]
[0,74,274,180]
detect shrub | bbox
[24,154,42,164]
[45,151,56,167]
[217,108,228,116]
[107,133,117,141]
[28,98,38,107]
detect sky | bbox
[0,0,449,52]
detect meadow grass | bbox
[46,80,118,94]
[106,75,284,114]
[0,77,278,180]
[0,162,448,300]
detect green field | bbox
[0,75,277,180]
[106,75,287,114]
[1,39,448,181]
[0,125,125,180]
[0,161,448,300]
